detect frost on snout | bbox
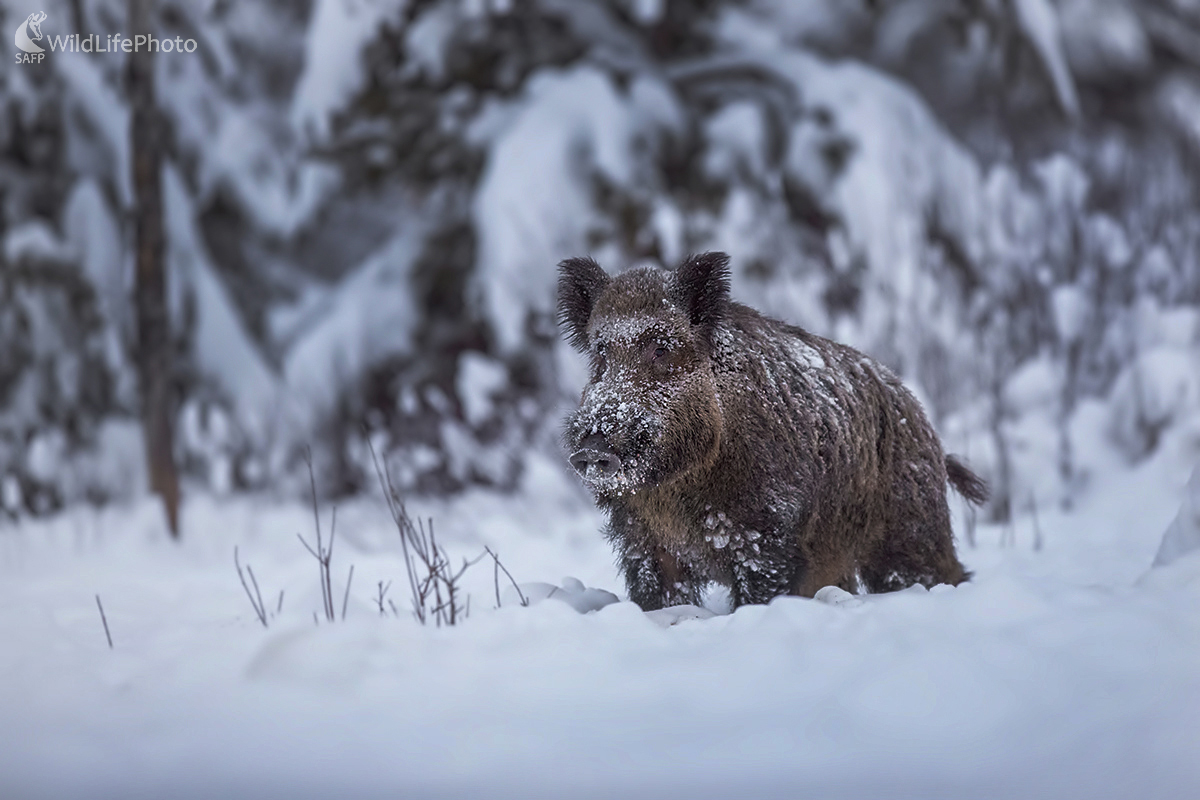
[564,379,664,498]
[569,433,621,481]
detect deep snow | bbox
[3,2,1198,795]
[2,426,1200,800]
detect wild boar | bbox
[558,252,986,610]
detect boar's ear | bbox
[557,256,611,350]
[672,251,731,345]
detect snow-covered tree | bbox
[2,0,1198,520]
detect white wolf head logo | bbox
[15,11,47,54]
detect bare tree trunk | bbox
[127,0,180,537]
[988,373,1013,527]
[1057,336,1080,509]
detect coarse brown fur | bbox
[559,252,986,611]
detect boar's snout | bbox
[569,433,623,481]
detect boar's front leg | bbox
[618,543,703,611]
[728,531,803,608]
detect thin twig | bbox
[301,449,337,622]
[485,546,527,607]
[234,546,268,628]
[342,564,355,621]
[365,433,485,626]
[297,526,337,622]
[493,552,501,608]
[303,446,322,555]
[325,507,338,620]
[247,565,266,621]
[95,594,113,649]
[375,580,393,616]
[296,532,320,561]
[328,506,338,563]
[366,436,425,622]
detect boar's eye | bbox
[646,342,668,364]
[592,342,608,375]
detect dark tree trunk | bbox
[127,0,180,537]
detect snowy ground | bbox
[2,438,1200,800]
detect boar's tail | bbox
[945,455,989,506]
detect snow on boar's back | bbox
[558,252,987,611]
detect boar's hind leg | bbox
[859,452,970,592]
[859,518,967,593]
[789,547,858,599]
[619,544,703,611]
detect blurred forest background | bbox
[1,0,1199,533]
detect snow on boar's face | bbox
[558,253,729,502]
